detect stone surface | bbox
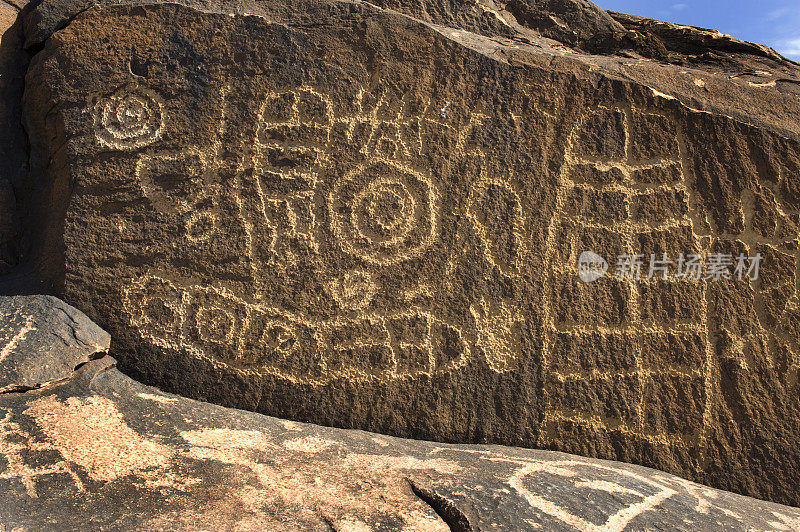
[22,0,625,51]
[0,295,110,392]
[18,0,800,507]
[0,176,16,275]
[1,301,799,530]
[0,0,26,276]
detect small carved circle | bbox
[186,211,217,243]
[95,86,164,150]
[195,306,235,344]
[354,181,415,242]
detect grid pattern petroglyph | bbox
[541,105,713,446]
[727,185,800,392]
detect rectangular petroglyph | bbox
[541,105,712,446]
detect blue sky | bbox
[594,0,800,61]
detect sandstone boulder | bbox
[19,0,800,506]
[1,296,799,530]
[0,295,110,392]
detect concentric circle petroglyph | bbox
[95,85,164,150]
[354,179,416,242]
[330,160,438,265]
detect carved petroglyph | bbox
[731,187,800,390]
[326,269,378,311]
[250,87,331,259]
[441,445,769,531]
[502,458,678,532]
[651,472,740,519]
[470,297,524,373]
[462,143,534,373]
[2,396,204,500]
[132,87,235,246]
[770,511,800,531]
[135,149,223,243]
[94,85,164,150]
[541,105,712,446]
[249,86,446,267]
[0,411,84,498]
[467,173,529,279]
[120,84,488,383]
[23,395,179,485]
[0,311,34,364]
[330,160,439,265]
[122,273,470,385]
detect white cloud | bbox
[671,3,688,10]
[765,7,793,22]
[774,37,800,59]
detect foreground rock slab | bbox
[21,0,800,505]
[0,295,110,392]
[0,299,798,530]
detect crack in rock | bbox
[408,478,473,532]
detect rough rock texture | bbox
[0,176,16,274]
[1,301,799,531]
[0,0,26,276]
[19,0,800,506]
[22,0,626,50]
[0,295,110,392]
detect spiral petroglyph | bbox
[95,85,164,150]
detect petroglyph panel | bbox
[107,79,489,385]
[122,273,469,384]
[24,3,800,505]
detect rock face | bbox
[0,295,110,392]
[0,177,16,274]
[0,0,26,276]
[1,297,799,531]
[18,0,800,506]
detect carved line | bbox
[467,171,529,279]
[0,313,34,365]
[541,105,712,444]
[122,273,470,386]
